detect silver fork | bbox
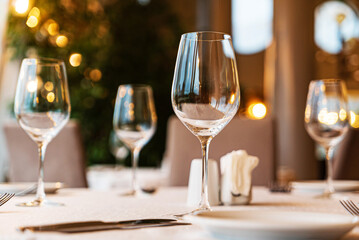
[339,199,359,216]
[0,193,15,207]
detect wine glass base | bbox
[119,189,139,197]
[315,192,345,200]
[16,199,64,207]
[119,187,158,197]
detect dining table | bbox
[1,185,359,240]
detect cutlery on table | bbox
[0,193,15,207]
[15,184,37,196]
[19,218,190,233]
[44,222,190,233]
[268,181,291,193]
[141,187,157,194]
[339,199,359,216]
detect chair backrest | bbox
[163,115,275,186]
[3,120,88,187]
[333,128,359,180]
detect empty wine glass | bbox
[14,58,71,206]
[304,79,349,198]
[113,84,157,196]
[171,32,240,211]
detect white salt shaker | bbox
[187,159,220,206]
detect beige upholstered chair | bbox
[3,120,87,187]
[163,115,275,186]
[333,128,359,180]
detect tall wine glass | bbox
[113,84,157,196]
[171,32,240,211]
[14,58,70,206]
[304,79,349,198]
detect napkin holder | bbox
[220,150,258,205]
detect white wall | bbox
[0,0,13,181]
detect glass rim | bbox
[118,84,152,90]
[22,57,65,66]
[181,31,231,41]
[310,79,344,84]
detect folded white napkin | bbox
[220,150,259,205]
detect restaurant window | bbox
[231,0,273,55]
[231,0,273,119]
[314,0,359,129]
[315,1,359,54]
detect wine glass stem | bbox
[36,142,48,203]
[324,146,335,195]
[199,136,212,211]
[131,148,140,193]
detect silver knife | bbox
[19,218,177,232]
[54,222,191,233]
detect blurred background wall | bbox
[0,0,10,181]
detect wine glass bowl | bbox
[304,79,349,198]
[109,131,129,169]
[172,32,240,211]
[113,84,157,195]
[14,58,70,206]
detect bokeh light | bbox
[26,81,37,93]
[48,22,59,36]
[13,0,29,14]
[69,53,82,67]
[304,105,311,123]
[44,81,54,91]
[247,102,267,119]
[318,109,339,125]
[26,16,38,28]
[339,108,347,121]
[46,92,55,102]
[28,7,40,18]
[56,35,68,48]
[89,69,102,82]
[350,111,359,128]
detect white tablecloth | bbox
[1,187,359,240]
[86,166,167,190]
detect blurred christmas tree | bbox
[6,0,182,166]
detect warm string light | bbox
[25,6,41,28]
[16,0,100,97]
[13,0,100,80]
[69,53,82,67]
[350,111,359,128]
[89,69,102,82]
[48,22,59,36]
[26,16,38,28]
[318,109,339,125]
[12,0,29,15]
[247,102,267,119]
[46,92,55,102]
[56,35,68,48]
